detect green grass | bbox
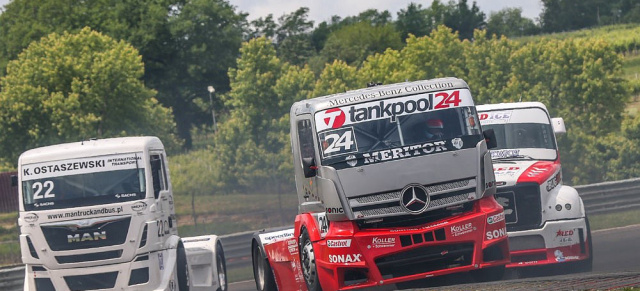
[589,208,640,231]
[174,193,298,236]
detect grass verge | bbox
[589,208,640,231]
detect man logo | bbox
[67,231,107,243]
[400,184,430,214]
[322,108,346,128]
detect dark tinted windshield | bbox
[21,153,146,211]
[483,122,556,151]
[314,89,482,167]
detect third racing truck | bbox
[477,102,592,272]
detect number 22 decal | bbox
[33,181,55,200]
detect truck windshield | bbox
[314,89,483,167]
[479,107,557,160]
[21,153,146,211]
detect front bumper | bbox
[315,196,510,290]
[507,217,590,268]
[24,249,177,291]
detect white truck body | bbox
[17,136,227,291]
[477,102,592,270]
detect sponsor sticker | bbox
[479,110,513,125]
[158,253,164,270]
[131,201,147,212]
[315,89,474,132]
[259,229,294,244]
[491,149,520,159]
[22,152,143,181]
[24,213,39,223]
[327,239,352,248]
[485,227,507,240]
[328,254,362,263]
[487,212,505,224]
[546,172,561,192]
[554,250,579,262]
[371,237,396,248]
[450,223,475,237]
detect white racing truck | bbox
[251,78,510,291]
[16,136,227,291]
[477,102,592,272]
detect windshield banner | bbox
[22,152,144,181]
[315,89,474,132]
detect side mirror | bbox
[302,157,317,178]
[11,175,17,187]
[551,117,566,134]
[483,129,497,149]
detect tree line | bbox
[0,0,639,193]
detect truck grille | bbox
[349,179,475,220]
[64,271,118,290]
[41,216,130,251]
[375,243,474,278]
[495,183,542,231]
[56,250,122,264]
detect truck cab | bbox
[252,78,510,291]
[17,136,227,291]
[477,102,592,271]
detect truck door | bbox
[150,153,174,237]
[295,117,323,213]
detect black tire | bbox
[216,242,228,291]
[253,242,277,291]
[299,228,322,291]
[472,265,505,282]
[177,244,190,291]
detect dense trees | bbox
[0,0,246,148]
[1,0,640,191]
[0,28,180,164]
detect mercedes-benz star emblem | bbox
[400,184,430,214]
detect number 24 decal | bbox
[434,90,462,109]
[33,181,55,200]
[324,130,355,154]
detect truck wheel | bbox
[216,242,228,291]
[177,245,190,291]
[253,242,277,291]
[300,228,322,291]
[472,265,505,282]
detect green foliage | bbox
[0,28,180,163]
[320,22,403,67]
[486,7,539,38]
[0,0,246,149]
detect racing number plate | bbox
[495,191,517,224]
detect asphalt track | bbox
[228,224,640,291]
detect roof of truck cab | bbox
[476,101,548,113]
[291,77,470,115]
[19,136,163,165]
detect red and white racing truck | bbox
[477,102,592,271]
[251,78,510,291]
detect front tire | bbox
[177,244,190,291]
[253,242,277,291]
[216,242,228,291]
[299,228,322,291]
